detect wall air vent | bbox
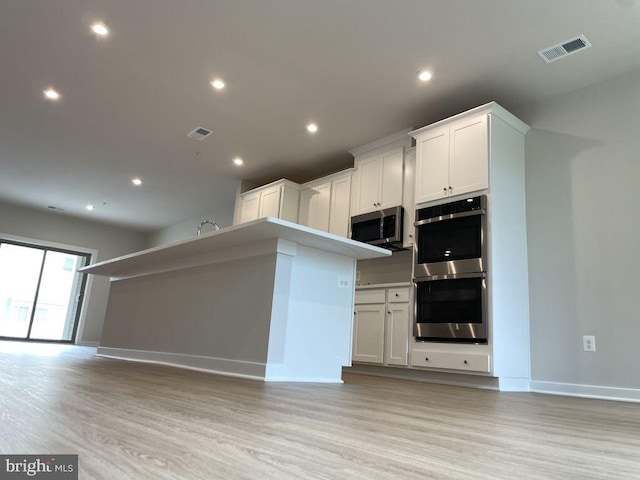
[538,35,591,63]
[187,126,213,141]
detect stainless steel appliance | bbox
[413,195,486,278]
[350,206,403,250]
[413,195,488,343]
[413,273,487,342]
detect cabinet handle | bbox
[395,293,399,297]
[449,186,453,191]
[463,360,468,365]
[409,234,413,238]
[425,357,429,361]
[388,311,391,314]
[443,187,447,193]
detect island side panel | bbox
[97,253,278,379]
[264,245,356,382]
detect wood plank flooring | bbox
[0,342,638,479]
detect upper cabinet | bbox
[298,169,353,237]
[410,103,529,207]
[412,113,489,204]
[349,130,414,217]
[233,179,301,225]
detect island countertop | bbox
[81,217,391,383]
[80,216,390,279]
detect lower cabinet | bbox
[352,287,410,366]
[410,350,491,373]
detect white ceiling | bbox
[1,0,639,232]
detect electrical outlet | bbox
[583,335,596,352]
[338,276,350,289]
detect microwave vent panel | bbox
[538,35,591,63]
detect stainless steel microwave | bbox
[350,206,403,250]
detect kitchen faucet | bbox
[196,219,220,236]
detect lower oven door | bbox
[414,273,487,343]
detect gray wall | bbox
[146,206,236,248]
[356,249,412,285]
[515,68,640,389]
[0,201,147,344]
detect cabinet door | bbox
[298,188,314,227]
[449,114,489,197]
[352,304,385,364]
[329,175,351,237]
[354,155,382,215]
[385,303,409,366]
[402,147,416,248]
[307,182,331,232]
[379,147,404,209]
[259,185,282,218]
[415,126,450,204]
[238,191,260,223]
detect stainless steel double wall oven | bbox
[413,195,488,343]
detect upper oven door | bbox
[414,210,486,278]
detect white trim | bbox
[76,341,99,347]
[345,364,501,390]
[498,377,530,392]
[530,381,640,403]
[348,128,414,158]
[96,347,266,381]
[265,376,344,383]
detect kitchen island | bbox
[80,217,390,383]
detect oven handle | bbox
[414,208,486,226]
[413,272,486,282]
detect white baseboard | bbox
[96,347,266,381]
[265,376,344,383]
[76,341,99,347]
[498,377,530,392]
[530,380,640,403]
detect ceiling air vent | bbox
[187,126,212,141]
[538,35,591,63]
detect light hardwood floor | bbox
[0,342,638,480]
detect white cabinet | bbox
[237,191,261,224]
[410,350,491,373]
[299,182,331,232]
[353,303,385,364]
[352,286,410,366]
[233,179,301,225]
[413,113,488,204]
[352,147,405,215]
[298,170,353,237]
[329,174,352,237]
[402,147,416,248]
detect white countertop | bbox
[80,217,391,278]
[356,282,413,289]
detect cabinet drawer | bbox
[387,288,410,303]
[355,289,386,304]
[410,351,491,373]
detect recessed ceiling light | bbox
[418,70,432,82]
[85,204,95,211]
[211,79,226,90]
[43,88,60,100]
[232,157,243,166]
[306,123,318,133]
[91,22,109,36]
[131,178,143,186]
